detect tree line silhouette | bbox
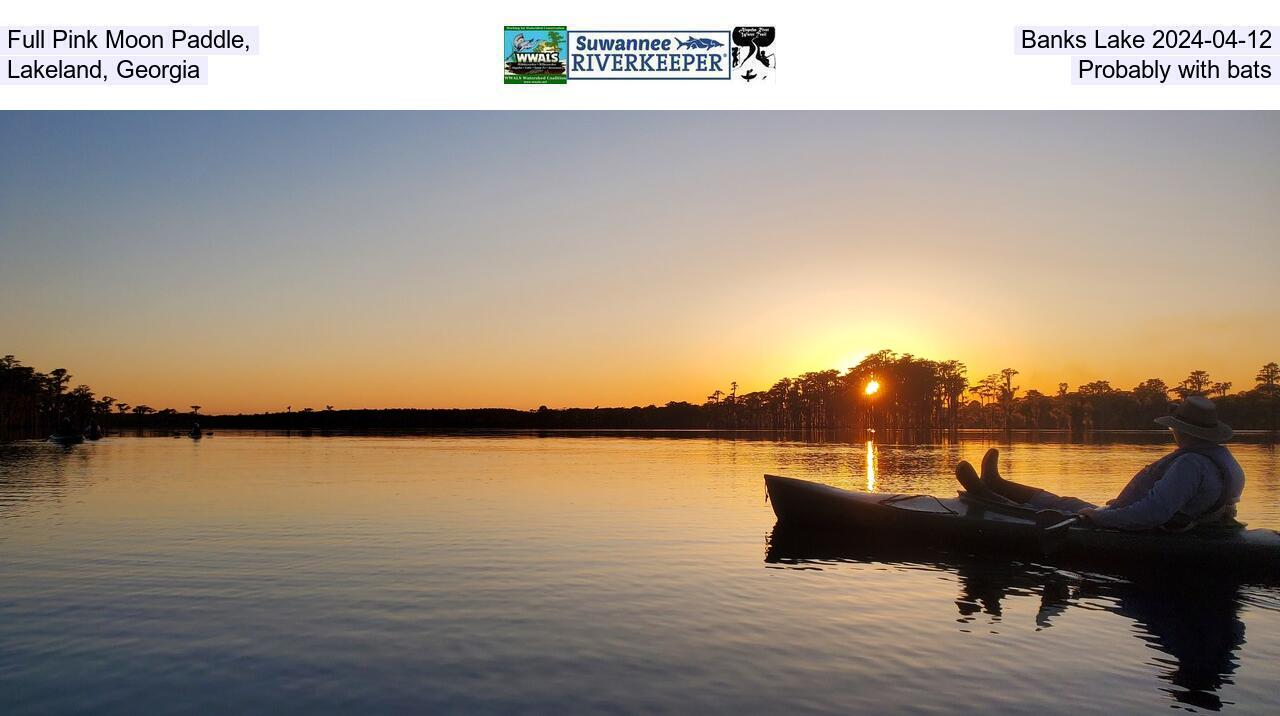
[698,351,1279,435]
[0,355,209,439]
[2,350,1278,439]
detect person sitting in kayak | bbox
[955,396,1245,531]
[52,417,78,438]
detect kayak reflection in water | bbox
[953,560,1245,711]
[1114,579,1245,711]
[766,530,1248,712]
[955,396,1246,532]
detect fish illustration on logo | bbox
[676,36,726,50]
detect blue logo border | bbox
[566,30,733,80]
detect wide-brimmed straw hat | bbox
[1154,395,1233,442]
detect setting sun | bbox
[865,380,880,396]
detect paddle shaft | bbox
[1044,515,1082,535]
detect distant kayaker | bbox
[955,396,1245,531]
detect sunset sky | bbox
[2,111,1277,413]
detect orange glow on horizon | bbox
[3,112,1277,415]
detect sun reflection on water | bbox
[865,439,876,492]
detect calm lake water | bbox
[2,433,1279,714]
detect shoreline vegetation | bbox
[2,350,1278,439]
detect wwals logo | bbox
[504,26,567,84]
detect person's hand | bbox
[1076,507,1098,523]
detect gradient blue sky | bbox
[1,112,1276,412]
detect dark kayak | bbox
[49,433,85,445]
[765,474,1280,573]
